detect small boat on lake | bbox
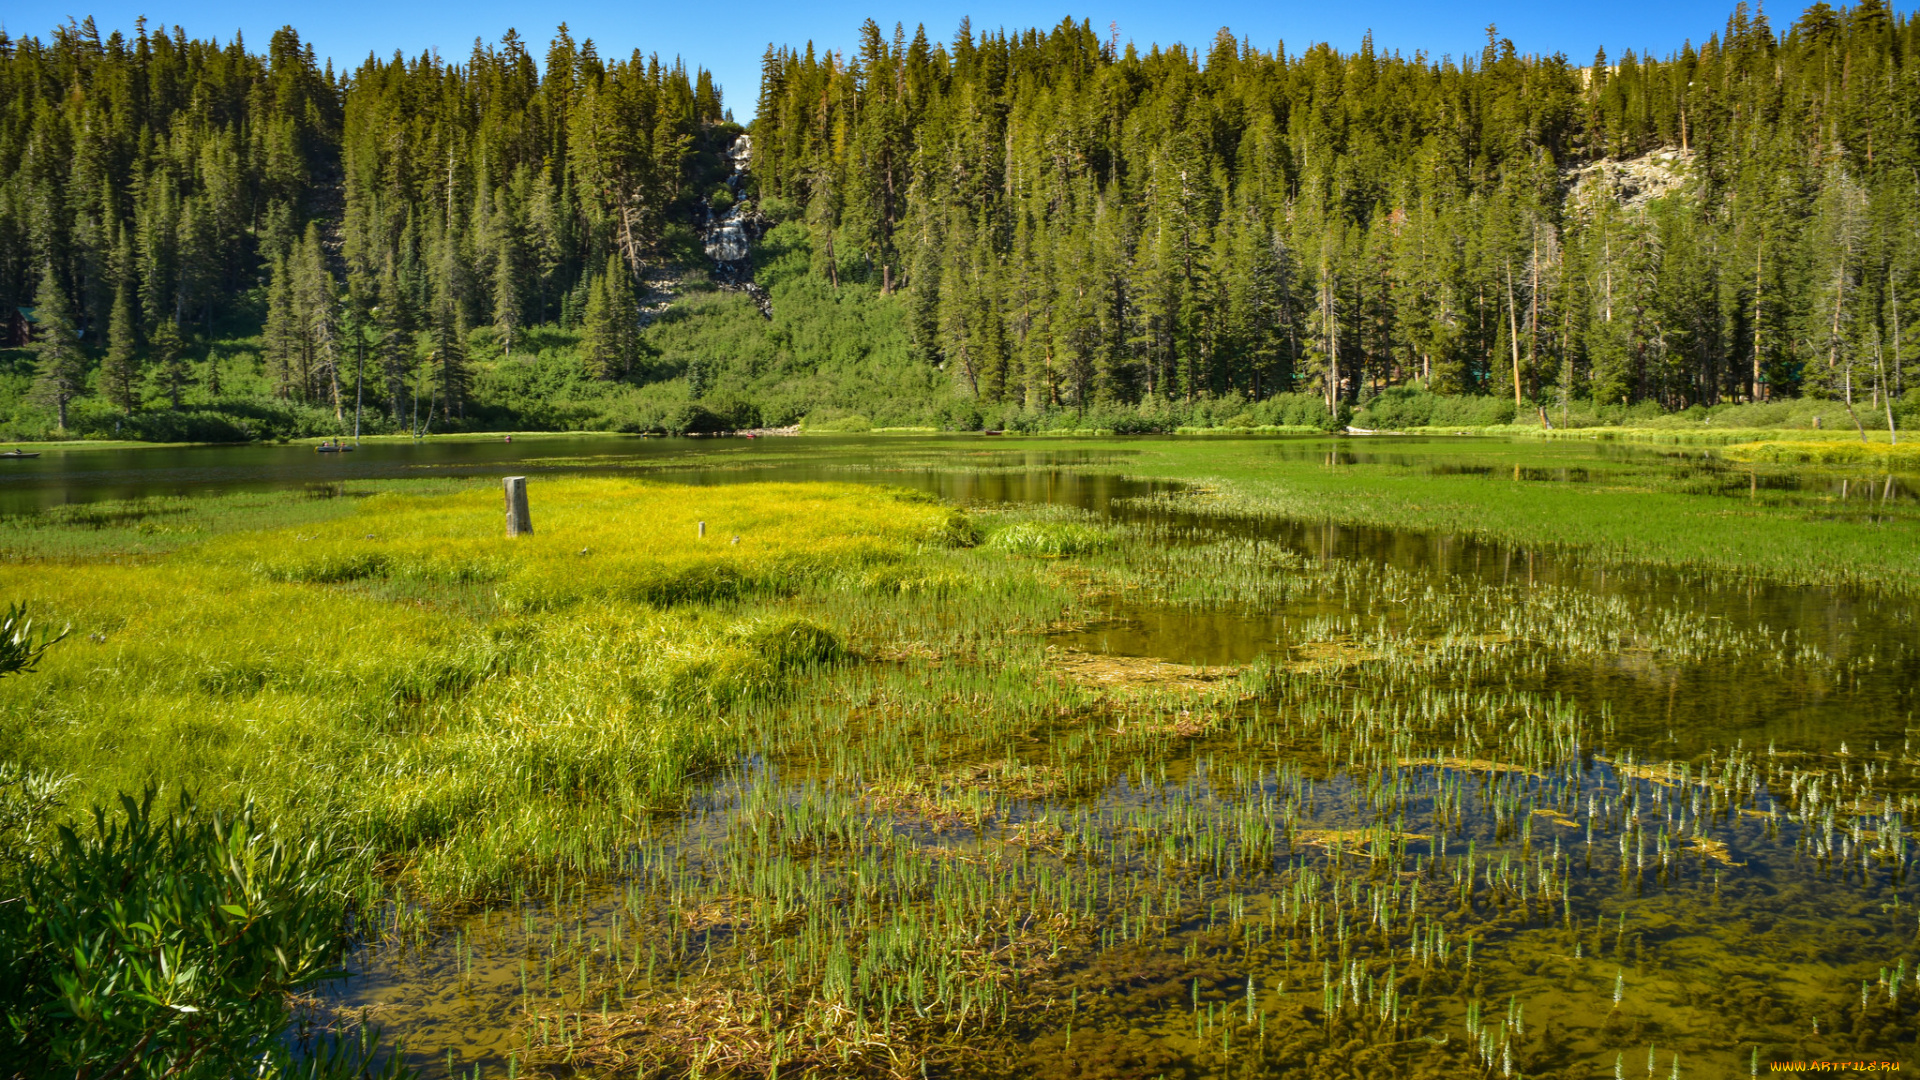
[315,442,356,453]
[0,449,40,458]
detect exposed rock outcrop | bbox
[1565,146,1695,214]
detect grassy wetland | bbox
[2,434,1918,1078]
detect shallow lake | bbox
[0,434,1160,516]
[9,433,1917,1078]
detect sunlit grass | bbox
[982,518,1116,558]
[0,479,966,902]
[203,478,969,605]
[1721,438,1920,466]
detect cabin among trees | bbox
[2,309,31,349]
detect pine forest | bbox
[2,3,1918,438]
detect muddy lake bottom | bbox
[10,434,1918,1079]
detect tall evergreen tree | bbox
[148,319,190,410]
[375,263,415,422]
[294,227,343,420]
[263,254,300,400]
[28,265,86,431]
[431,293,470,418]
[99,279,141,415]
[580,255,638,379]
[580,271,615,380]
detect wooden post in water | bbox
[505,477,532,536]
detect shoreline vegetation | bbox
[12,419,1916,477]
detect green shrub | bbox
[1353,387,1516,429]
[672,401,731,434]
[757,195,801,223]
[1231,392,1336,429]
[0,602,66,677]
[805,412,873,432]
[0,791,404,1079]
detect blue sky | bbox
[2,1,1836,120]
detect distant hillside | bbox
[2,4,1917,440]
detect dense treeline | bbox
[755,2,1920,417]
[0,17,730,435]
[3,6,1918,440]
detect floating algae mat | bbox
[284,461,1920,1080]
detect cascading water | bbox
[703,133,772,318]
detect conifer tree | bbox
[580,255,637,379]
[293,228,342,420]
[604,256,639,378]
[580,273,613,380]
[491,186,527,357]
[204,348,224,400]
[29,265,86,432]
[431,294,470,418]
[264,254,300,400]
[375,264,416,422]
[148,319,191,410]
[100,279,141,415]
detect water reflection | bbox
[0,435,1163,517]
[4,433,1910,517]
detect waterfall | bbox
[704,133,772,318]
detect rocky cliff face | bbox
[1565,147,1696,215]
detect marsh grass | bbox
[1722,439,1920,466]
[206,478,969,607]
[982,519,1116,558]
[1432,424,1909,445]
[1094,440,1920,594]
[6,446,1918,1079]
[306,499,1915,1079]
[476,507,1904,1076]
[0,478,965,904]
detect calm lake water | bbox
[12,433,1919,1078]
[3,432,1911,516]
[0,434,1163,517]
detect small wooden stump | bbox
[698,520,706,539]
[505,476,533,536]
